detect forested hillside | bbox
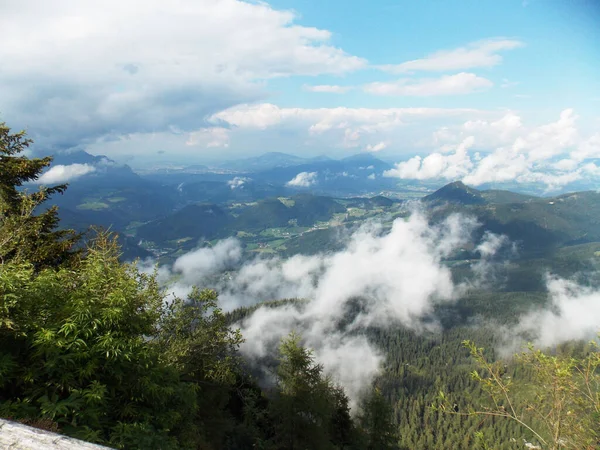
[1,125,599,449]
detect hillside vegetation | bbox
[2,125,599,449]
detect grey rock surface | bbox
[0,419,112,449]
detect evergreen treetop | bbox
[0,123,80,268]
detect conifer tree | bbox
[0,122,79,268]
[270,332,335,450]
[357,388,399,450]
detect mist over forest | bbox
[2,0,600,448]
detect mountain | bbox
[234,198,295,230]
[179,179,291,204]
[251,153,395,195]
[287,194,346,226]
[343,195,396,210]
[340,153,392,171]
[137,152,396,198]
[233,195,346,230]
[479,189,537,204]
[425,181,538,206]
[136,203,233,244]
[135,194,348,247]
[423,181,486,205]
[45,151,178,230]
[50,150,110,166]
[426,182,600,254]
[219,152,313,172]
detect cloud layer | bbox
[0,0,365,150]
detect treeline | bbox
[0,124,398,449]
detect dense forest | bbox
[1,123,599,449]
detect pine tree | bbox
[357,388,398,450]
[270,332,338,450]
[0,122,79,268]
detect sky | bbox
[1,0,599,187]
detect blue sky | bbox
[0,0,599,188]
[268,0,599,113]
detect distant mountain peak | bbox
[219,152,308,172]
[424,181,486,205]
[51,150,114,166]
[341,153,380,162]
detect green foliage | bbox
[0,122,79,268]
[268,332,366,450]
[0,232,246,448]
[357,388,398,450]
[270,332,340,449]
[433,340,600,450]
[465,340,600,450]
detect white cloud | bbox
[286,171,318,187]
[367,173,376,180]
[172,238,242,284]
[343,128,362,148]
[516,276,600,348]
[37,163,96,184]
[207,103,490,153]
[364,73,493,96]
[385,136,475,180]
[211,103,485,131]
[0,0,366,150]
[571,133,600,161]
[303,84,353,94]
[228,176,250,189]
[157,211,502,403]
[379,38,523,73]
[186,127,230,147]
[386,109,598,189]
[365,142,387,152]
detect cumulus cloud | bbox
[512,276,600,349]
[303,84,353,94]
[286,171,318,187]
[385,136,475,180]
[571,133,600,161]
[228,177,250,189]
[386,109,598,189]
[37,163,96,184]
[365,142,387,152]
[0,0,366,151]
[379,38,523,73]
[153,211,505,403]
[363,73,493,96]
[186,127,230,148]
